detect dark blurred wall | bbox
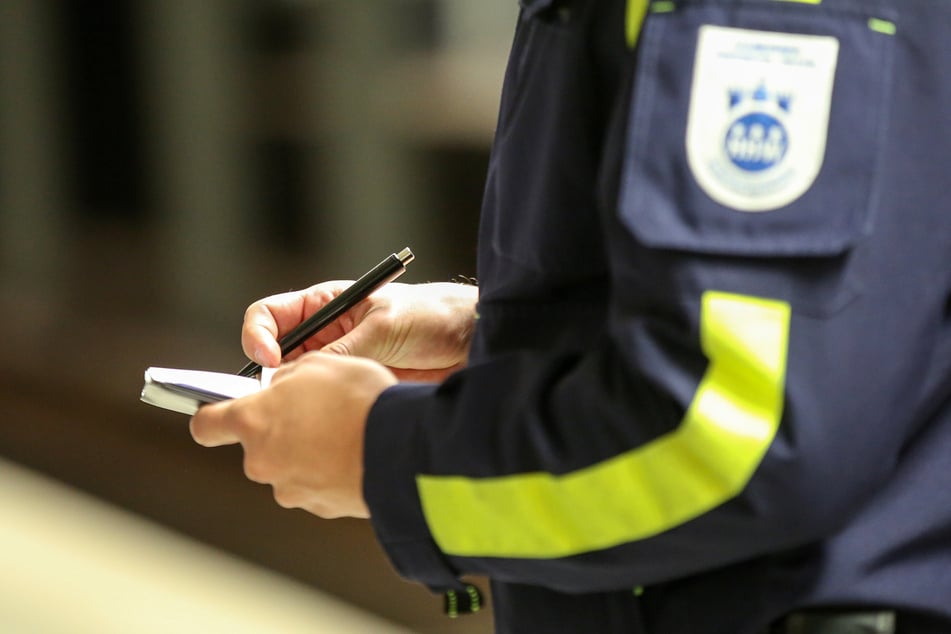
[62,0,147,221]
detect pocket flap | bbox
[619,2,896,257]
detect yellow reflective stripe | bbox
[416,291,790,558]
[868,17,896,35]
[631,0,827,49]
[626,0,650,49]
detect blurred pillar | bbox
[439,0,517,54]
[305,1,432,279]
[0,0,67,288]
[137,0,255,327]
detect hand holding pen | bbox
[238,255,479,383]
[238,248,415,377]
[191,249,479,519]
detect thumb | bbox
[189,400,241,447]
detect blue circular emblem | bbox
[724,113,788,172]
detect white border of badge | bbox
[686,25,840,212]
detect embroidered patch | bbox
[686,25,839,212]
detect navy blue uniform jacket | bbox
[364,0,951,631]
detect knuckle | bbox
[243,300,267,325]
[242,453,270,483]
[321,340,352,357]
[188,416,208,445]
[272,486,302,509]
[231,407,258,436]
[297,350,329,370]
[189,406,229,446]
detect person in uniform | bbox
[190,0,951,631]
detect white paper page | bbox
[141,367,276,415]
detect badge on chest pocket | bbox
[619,3,895,257]
[686,26,839,212]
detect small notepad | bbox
[140,367,276,415]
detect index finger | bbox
[241,282,351,367]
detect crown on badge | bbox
[728,82,792,112]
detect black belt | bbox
[768,610,896,634]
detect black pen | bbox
[237,247,415,377]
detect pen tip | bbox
[397,247,414,265]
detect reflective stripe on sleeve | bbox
[416,291,791,558]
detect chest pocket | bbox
[619,1,896,260]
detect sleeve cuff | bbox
[364,382,462,591]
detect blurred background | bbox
[0,1,516,631]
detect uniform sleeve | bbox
[364,1,951,594]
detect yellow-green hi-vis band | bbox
[416,291,791,559]
[626,0,649,48]
[628,0,825,48]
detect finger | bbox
[241,284,350,366]
[268,355,304,382]
[241,290,319,366]
[242,299,285,367]
[271,484,309,510]
[189,401,243,447]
